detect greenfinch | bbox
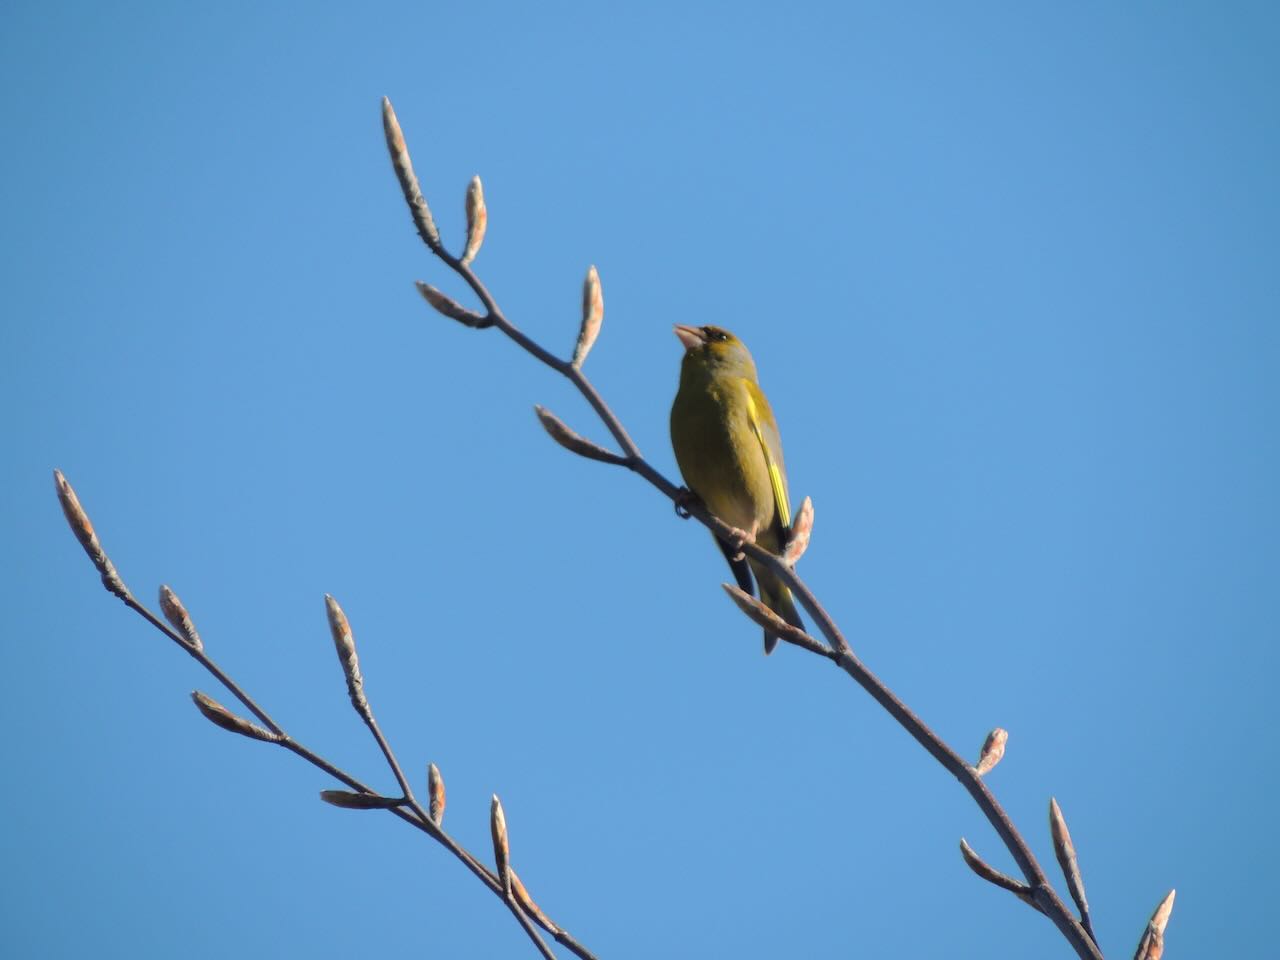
[669,324,804,654]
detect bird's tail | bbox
[756,571,804,655]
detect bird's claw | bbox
[726,525,756,562]
[674,487,699,520]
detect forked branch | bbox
[381,95,1173,959]
[53,97,1174,960]
[53,469,595,960]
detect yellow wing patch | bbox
[743,384,791,529]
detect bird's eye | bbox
[705,328,729,342]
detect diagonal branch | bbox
[382,96,1108,960]
[53,469,597,960]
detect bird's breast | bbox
[670,378,774,534]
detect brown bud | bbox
[319,789,405,810]
[974,727,1008,776]
[510,868,561,935]
[1049,797,1093,939]
[721,583,830,657]
[533,405,628,465]
[958,838,1040,911]
[1148,889,1175,934]
[381,97,441,250]
[52,469,129,599]
[427,762,446,826]
[415,281,488,328]
[490,794,511,895]
[783,496,813,565]
[191,691,279,743]
[1133,889,1176,960]
[572,265,604,368]
[54,469,97,552]
[159,585,203,651]
[325,595,368,716]
[462,175,487,265]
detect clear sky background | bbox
[3,2,1276,957]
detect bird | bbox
[669,324,804,654]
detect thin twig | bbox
[381,97,1103,960]
[959,839,1041,912]
[325,594,419,805]
[53,470,598,960]
[505,894,558,960]
[1050,797,1098,944]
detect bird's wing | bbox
[742,379,791,531]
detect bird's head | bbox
[673,324,758,379]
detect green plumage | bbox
[669,325,804,654]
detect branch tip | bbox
[533,405,628,465]
[490,794,512,895]
[1149,889,1175,933]
[325,594,368,716]
[381,96,441,250]
[416,281,489,328]
[958,838,1041,912]
[720,583,831,657]
[191,690,280,743]
[783,495,814,565]
[572,265,604,368]
[1049,797,1094,940]
[1133,889,1176,960]
[462,175,487,265]
[974,727,1008,776]
[319,789,405,810]
[159,585,203,651]
[52,469,130,599]
[427,762,446,826]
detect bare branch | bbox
[381,103,1115,960]
[511,869,563,936]
[61,95,1160,960]
[505,896,559,960]
[534,406,630,466]
[490,796,560,960]
[55,473,601,960]
[958,839,1041,912]
[325,594,416,808]
[1050,798,1097,944]
[721,583,832,658]
[54,471,285,735]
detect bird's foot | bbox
[726,523,758,562]
[674,487,701,519]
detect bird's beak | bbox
[673,324,706,351]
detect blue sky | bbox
[3,2,1277,957]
